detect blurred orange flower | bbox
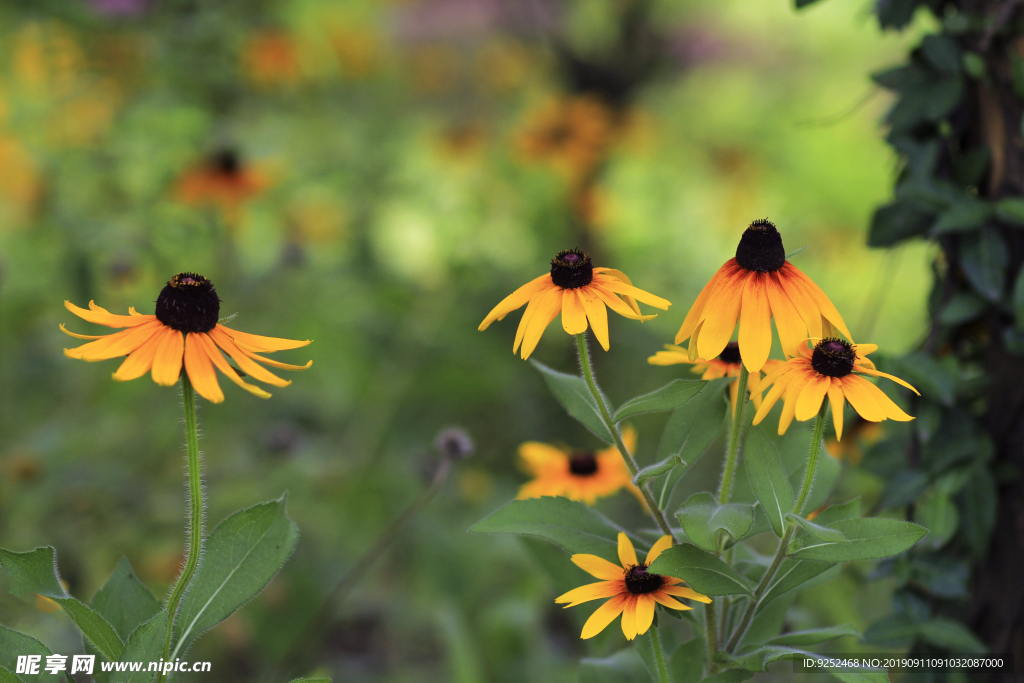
[243,31,302,87]
[174,150,270,225]
[516,96,615,184]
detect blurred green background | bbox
[0,0,934,680]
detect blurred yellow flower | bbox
[556,533,710,640]
[479,249,669,359]
[243,31,302,87]
[517,427,642,506]
[62,273,311,403]
[516,96,614,184]
[676,219,854,373]
[753,338,917,439]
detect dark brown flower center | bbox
[810,337,856,378]
[214,149,240,176]
[735,218,786,273]
[155,272,221,333]
[624,564,664,595]
[550,248,594,289]
[718,341,742,365]
[568,452,598,476]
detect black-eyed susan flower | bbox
[676,219,853,374]
[752,338,917,439]
[175,150,270,225]
[517,427,643,505]
[556,532,711,640]
[517,96,614,184]
[478,249,670,359]
[62,273,311,404]
[647,340,782,416]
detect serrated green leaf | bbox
[765,624,860,647]
[470,497,626,562]
[676,493,753,552]
[0,624,62,683]
[632,454,683,486]
[930,199,992,235]
[92,558,162,641]
[613,380,707,422]
[786,513,847,543]
[110,611,167,683]
[960,228,1008,301]
[0,547,124,662]
[744,428,793,537]
[788,518,927,561]
[530,360,614,443]
[170,496,299,659]
[647,544,752,596]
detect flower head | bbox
[752,338,917,439]
[556,532,711,640]
[478,249,670,359]
[648,341,782,416]
[676,219,852,374]
[62,272,311,403]
[175,150,270,223]
[517,427,642,505]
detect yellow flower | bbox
[517,427,643,506]
[62,273,311,403]
[478,249,670,359]
[753,338,917,439]
[676,219,852,374]
[648,340,782,416]
[556,532,711,641]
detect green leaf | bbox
[92,558,162,641]
[0,668,21,683]
[765,624,859,647]
[0,547,124,662]
[863,614,918,646]
[632,454,684,486]
[960,466,996,558]
[676,493,754,552]
[930,198,992,235]
[962,52,986,79]
[786,513,848,543]
[996,197,1024,224]
[647,543,752,596]
[613,379,707,422]
[758,561,840,613]
[831,672,892,683]
[939,291,987,325]
[470,497,626,562]
[917,617,987,653]
[785,245,808,258]
[893,353,955,405]
[530,361,614,443]
[915,492,958,549]
[702,670,754,683]
[922,35,962,74]
[960,228,1008,301]
[289,679,332,683]
[109,611,167,683]
[669,638,705,683]
[744,428,794,537]
[656,378,730,496]
[1013,269,1024,332]
[868,201,934,247]
[171,495,300,659]
[579,649,647,683]
[811,498,861,526]
[0,624,63,683]
[788,518,927,562]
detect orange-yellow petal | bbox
[594,276,671,310]
[738,272,772,373]
[183,332,224,403]
[766,272,808,357]
[855,366,920,395]
[64,320,163,361]
[696,269,746,361]
[192,332,272,399]
[662,584,712,603]
[592,285,658,322]
[561,288,589,335]
[676,261,738,344]
[840,375,886,422]
[111,328,166,382]
[59,324,105,340]
[827,382,845,441]
[617,532,638,569]
[795,375,830,422]
[621,596,638,640]
[478,274,553,330]
[572,554,626,581]
[652,591,691,611]
[151,328,185,386]
[214,324,312,352]
[208,327,290,386]
[645,536,673,566]
[852,376,914,421]
[579,287,610,351]
[555,580,623,607]
[635,594,656,636]
[786,264,853,342]
[520,286,563,359]
[65,300,156,328]
[581,594,628,640]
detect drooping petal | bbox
[518,442,568,472]
[555,580,624,607]
[581,594,628,640]
[150,328,185,386]
[478,274,553,330]
[592,285,657,321]
[696,269,747,360]
[182,332,224,403]
[192,332,272,399]
[662,584,712,603]
[593,275,671,310]
[779,371,814,435]
[827,382,845,441]
[785,264,853,341]
[232,346,312,371]
[65,300,156,328]
[766,272,808,357]
[214,324,312,352]
[688,320,704,360]
[572,554,626,581]
[795,375,830,422]
[208,326,290,386]
[634,594,656,636]
[777,270,822,339]
[561,288,589,335]
[111,327,166,382]
[520,286,564,359]
[851,376,914,421]
[855,366,920,395]
[840,375,886,422]
[513,294,543,355]
[652,591,690,611]
[738,272,772,373]
[729,378,739,417]
[594,268,642,315]
[645,536,673,565]
[752,366,802,425]
[617,532,638,569]
[579,286,610,351]
[676,260,738,344]
[59,324,105,340]
[64,319,164,362]
[621,596,639,640]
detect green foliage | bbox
[532,360,615,443]
[676,493,754,552]
[633,455,685,486]
[613,380,709,422]
[109,612,167,683]
[789,518,927,562]
[743,428,793,537]
[0,624,62,683]
[646,544,752,596]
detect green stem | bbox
[650,626,670,683]
[705,601,719,671]
[575,333,675,539]
[724,403,828,653]
[157,374,204,683]
[719,366,749,504]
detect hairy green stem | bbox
[705,601,719,670]
[725,403,828,653]
[157,374,204,683]
[575,333,675,539]
[719,365,749,504]
[651,626,670,683]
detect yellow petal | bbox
[855,366,920,395]
[183,332,224,403]
[662,584,712,603]
[555,581,622,607]
[795,375,830,422]
[520,286,564,359]
[621,596,638,641]
[777,271,822,339]
[594,276,671,310]
[786,264,854,342]
[478,274,553,330]
[65,300,156,328]
[59,324,105,340]
[634,594,656,636]
[696,269,746,361]
[151,328,185,387]
[617,532,638,568]
[856,376,914,421]
[645,536,673,566]
[766,272,808,357]
[561,288,589,335]
[111,327,165,382]
[738,272,772,373]
[64,320,163,362]
[209,327,290,387]
[676,261,738,344]
[193,332,272,399]
[215,324,312,352]
[827,382,845,441]
[840,375,886,422]
[579,287,610,351]
[572,554,625,581]
[581,594,627,640]
[652,592,690,611]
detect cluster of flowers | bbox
[479,218,917,640]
